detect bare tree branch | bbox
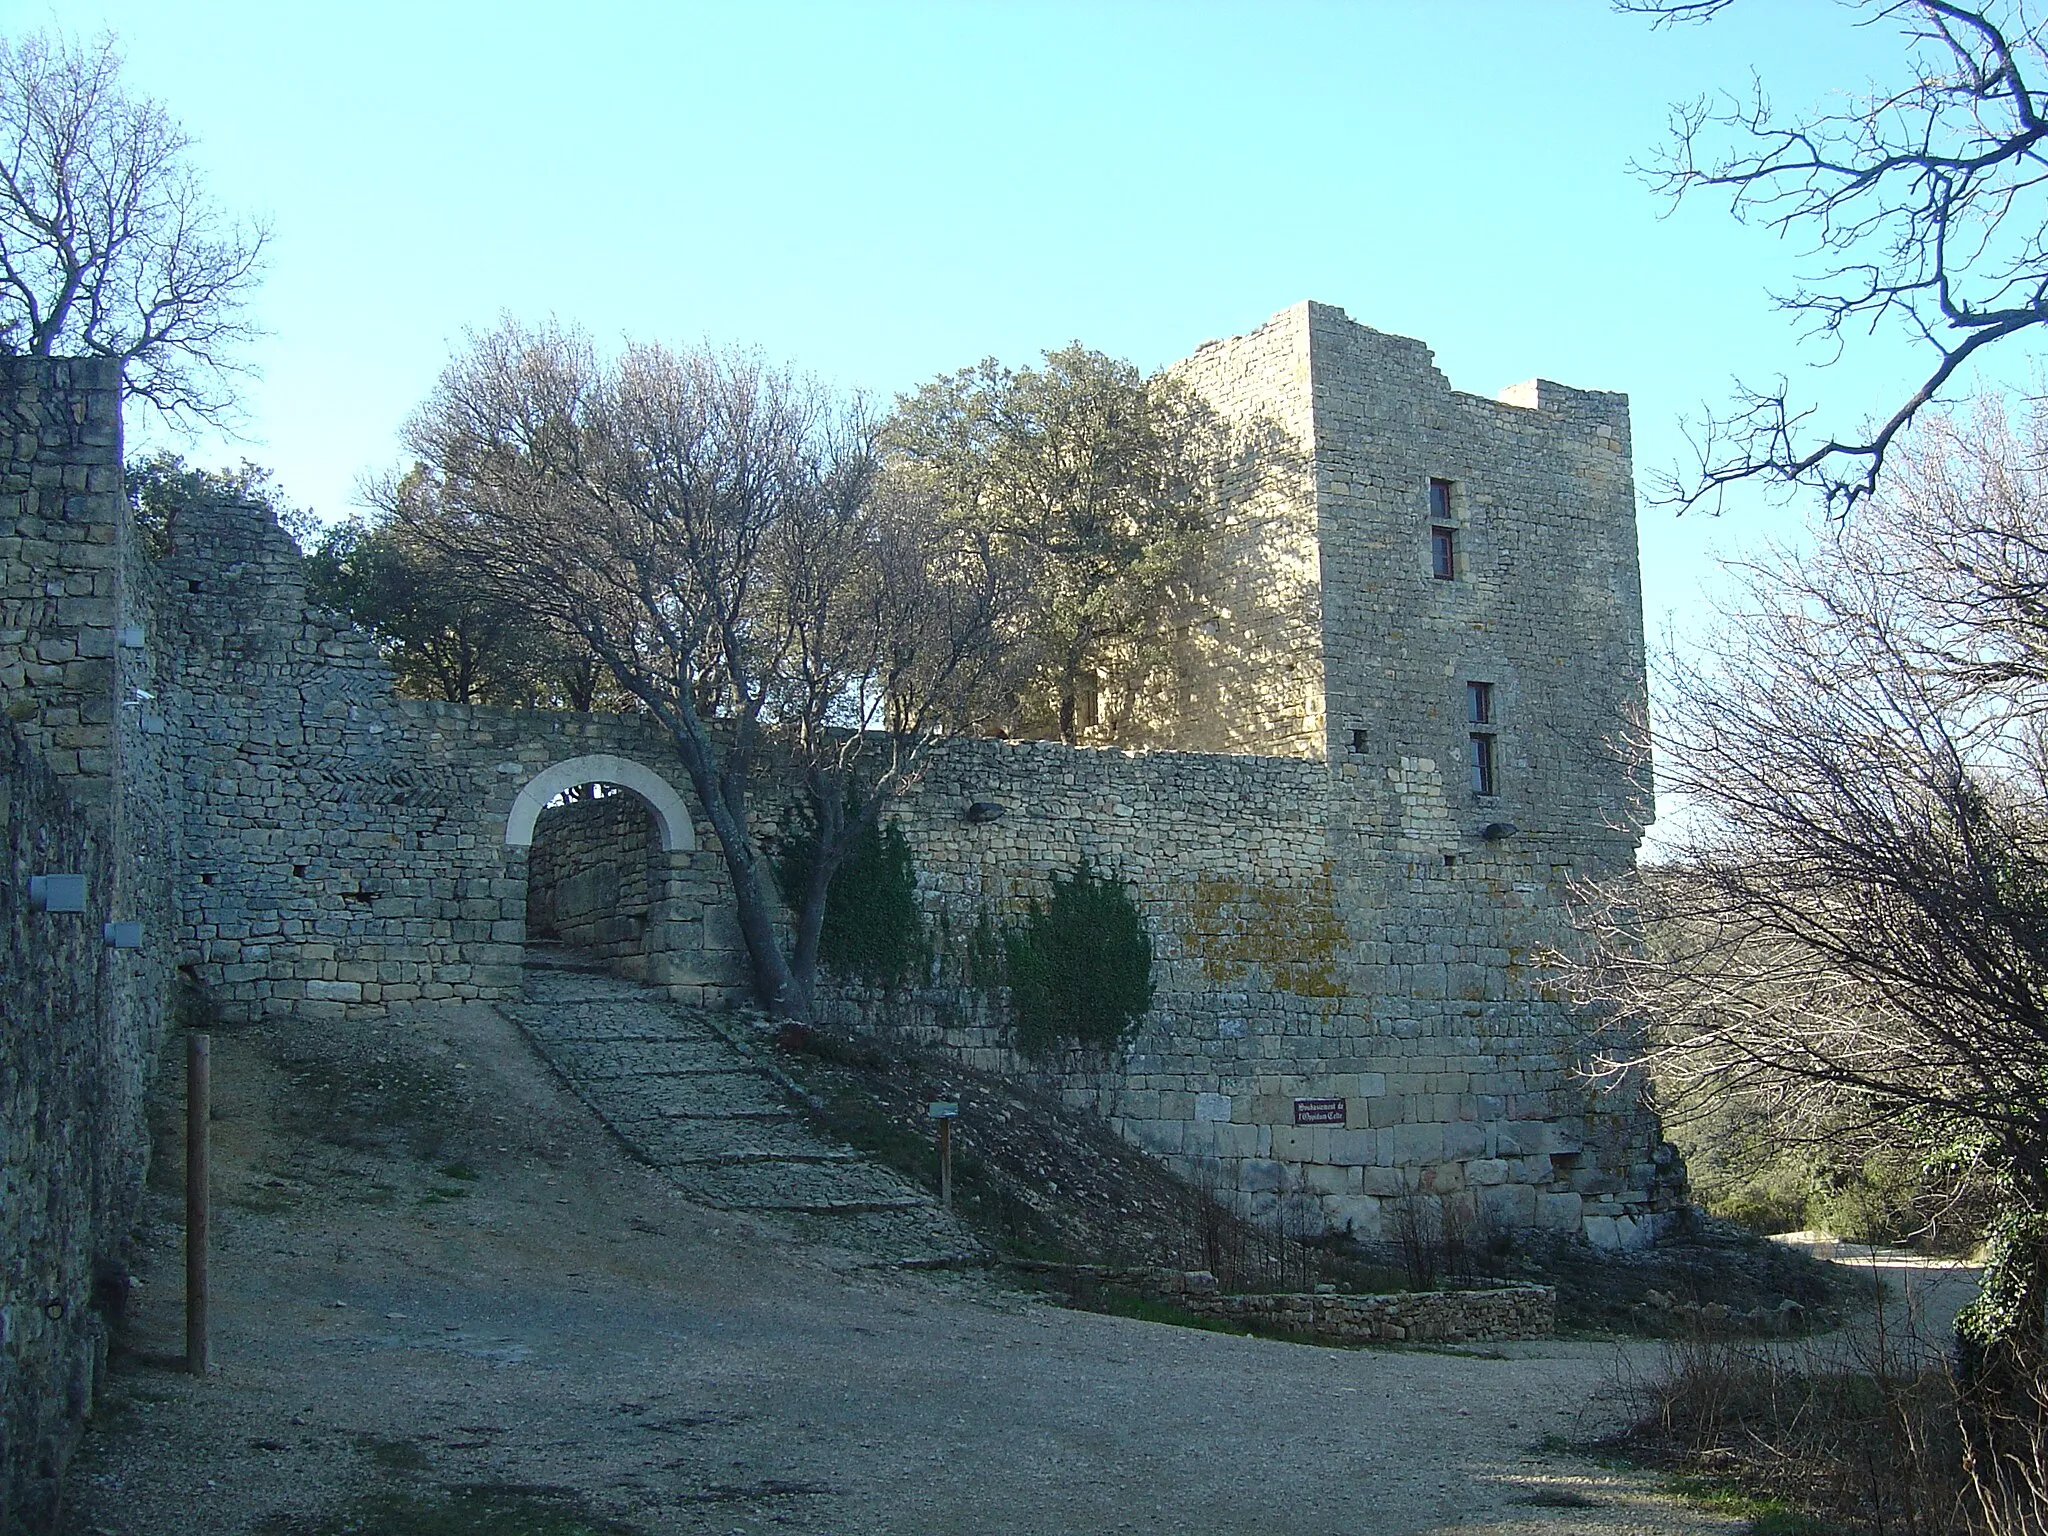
[1563,397,2048,1234]
[1631,2,2048,511]
[390,319,1026,1019]
[0,30,266,425]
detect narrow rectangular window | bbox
[1431,525,1456,580]
[1471,732,1496,797]
[1075,669,1101,729]
[1429,478,1453,520]
[1350,727,1370,755]
[1466,681,1492,724]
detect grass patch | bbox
[265,1485,637,1536]
[1666,1473,1840,1534]
[438,1162,480,1182]
[1052,1280,1353,1348]
[1605,1327,2048,1535]
[1081,1287,1242,1336]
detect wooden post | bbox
[186,1030,210,1377]
[926,1099,958,1211]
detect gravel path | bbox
[55,982,1738,1536]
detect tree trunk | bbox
[786,783,842,1020]
[658,721,806,1019]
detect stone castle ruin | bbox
[3,306,1680,1461]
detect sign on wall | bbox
[1292,1097,1347,1126]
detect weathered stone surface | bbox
[2,358,175,1534]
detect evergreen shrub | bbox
[774,795,925,990]
[999,860,1154,1059]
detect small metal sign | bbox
[926,1100,959,1120]
[1293,1097,1347,1126]
[28,874,87,913]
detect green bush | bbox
[1000,860,1154,1059]
[774,794,926,990]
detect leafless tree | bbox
[1566,397,2048,1247]
[1623,1,2048,511]
[385,320,1022,1018]
[0,30,266,422]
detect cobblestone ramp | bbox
[501,956,982,1268]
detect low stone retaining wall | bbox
[1179,1282,1555,1343]
[1009,1261,1555,1344]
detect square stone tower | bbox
[1115,302,1663,1246]
[1159,300,1649,870]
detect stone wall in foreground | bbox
[0,357,175,1536]
[0,725,138,1535]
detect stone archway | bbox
[506,753,723,990]
[505,754,695,852]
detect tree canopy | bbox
[388,319,1022,1017]
[886,346,1221,743]
[306,492,618,711]
[1567,394,2048,1350]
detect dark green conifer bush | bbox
[774,796,925,990]
[1000,861,1153,1059]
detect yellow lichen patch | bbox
[1183,865,1347,997]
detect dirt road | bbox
[56,996,1735,1536]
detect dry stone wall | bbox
[1,357,175,1536]
[1179,1281,1556,1344]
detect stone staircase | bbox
[501,947,982,1268]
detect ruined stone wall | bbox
[0,357,174,1536]
[525,792,662,976]
[147,494,739,1016]
[0,309,1674,1280]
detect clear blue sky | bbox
[32,0,1954,644]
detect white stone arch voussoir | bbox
[505,754,696,853]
